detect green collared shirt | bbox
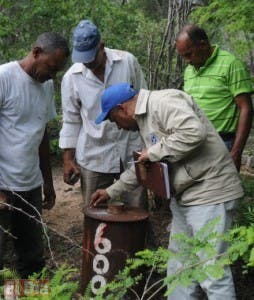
[184,45,253,133]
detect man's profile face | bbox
[32,48,68,83]
[176,34,206,69]
[108,106,139,132]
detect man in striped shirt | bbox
[176,24,253,171]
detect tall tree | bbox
[145,0,203,89]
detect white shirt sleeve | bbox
[59,74,82,149]
[106,165,139,199]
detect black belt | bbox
[218,132,235,140]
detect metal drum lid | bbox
[84,202,149,222]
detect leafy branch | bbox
[87,219,254,300]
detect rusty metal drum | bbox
[80,203,149,296]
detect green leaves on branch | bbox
[0,265,78,300]
[228,226,254,267]
[190,0,254,67]
[88,218,254,299]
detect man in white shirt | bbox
[59,20,147,208]
[0,32,69,277]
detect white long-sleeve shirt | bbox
[59,48,147,173]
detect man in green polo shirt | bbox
[176,24,253,171]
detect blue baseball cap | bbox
[95,83,138,125]
[72,19,101,63]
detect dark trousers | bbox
[223,138,234,151]
[0,187,45,278]
[219,132,235,151]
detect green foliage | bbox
[190,0,254,68]
[0,267,19,295]
[82,213,254,299]
[82,220,218,298]
[49,138,62,156]
[224,176,254,270]
[227,226,254,268]
[1,0,253,150]
[234,176,254,226]
[0,0,83,58]
[0,0,172,86]
[2,191,254,300]
[0,265,78,300]
[0,0,170,150]
[46,265,78,300]
[47,115,63,155]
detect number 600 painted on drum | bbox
[91,223,111,295]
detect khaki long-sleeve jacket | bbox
[107,89,243,206]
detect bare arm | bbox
[63,148,80,185]
[90,189,110,207]
[231,93,253,171]
[39,127,56,210]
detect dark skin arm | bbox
[90,149,149,207]
[90,189,110,207]
[63,149,80,185]
[231,93,253,171]
[39,127,56,210]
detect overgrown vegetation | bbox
[0,176,253,299]
[87,176,254,299]
[0,265,78,299]
[1,0,252,145]
[190,0,254,71]
[87,222,254,299]
[1,1,253,91]
[0,1,254,299]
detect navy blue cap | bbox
[95,83,138,125]
[72,19,101,63]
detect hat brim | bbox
[95,111,109,125]
[72,44,99,63]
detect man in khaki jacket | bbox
[91,82,243,300]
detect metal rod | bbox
[127,160,140,164]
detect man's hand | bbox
[42,183,56,210]
[63,155,80,185]
[138,149,149,162]
[90,189,110,207]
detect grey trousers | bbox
[167,198,238,300]
[79,166,148,208]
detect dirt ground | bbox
[42,159,84,274]
[43,160,83,237]
[42,158,254,300]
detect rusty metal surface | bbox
[84,204,149,222]
[81,205,149,295]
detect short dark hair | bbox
[176,24,209,45]
[34,32,70,57]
